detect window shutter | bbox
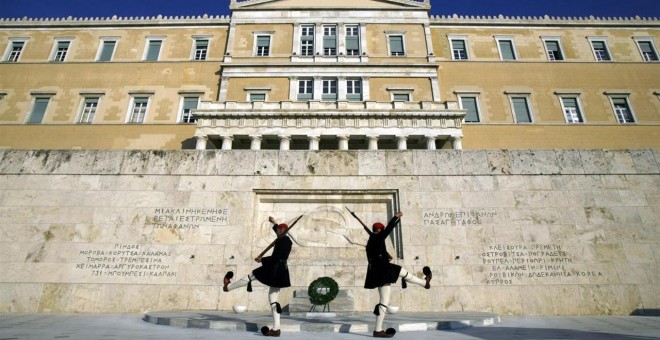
[452,39,465,50]
[346,36,359,50]
[461,97,479,122]
[146,40,162,61]
[390,36,404,54]
[28,98,50,124]
[257,36,270,48]
[99,41,116,61]
[183,97,198,111]
[512,97,531,122]
[499,40,515,60]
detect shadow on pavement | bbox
[452,326,658,340]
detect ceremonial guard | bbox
[355,211,432,338]
[223,215,299,337]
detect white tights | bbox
[226,273,281,331]
[374,268,427,332]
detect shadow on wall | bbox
[631,309,660,316]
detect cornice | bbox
[430,14,660,28]
[0,14,230,28]
[230,0,430,10]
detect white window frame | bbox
[254,32,273,57]
[244,87,271,102]
[25,93,54,124]
[606,94,636,124]
[557,95,585,124]
[192,36,211,61]
[542,37,564,61]
[386,32,406,57]
[388,87,414,102]
[507,94,534,123]
[77,95,102,124]
[3,38,28,62]
[345,25,360,56]
[300,25,315,56]
[346,78,362,101]
[126,95,152,123]
[50,38,73,62]
[178,95,200,123]
[588,37,612,62]
[457,93,482,123]
[322,78,338,101]
[448,35,469,60]
[297,79,314,101]
[96,37,119,62]
[495,36,517,61]
[633,37,659,62]
[143,36,165,61]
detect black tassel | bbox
[373,303,385,316]
[271,302,282,314]
[247,278,252,292]
[402,274,408,289]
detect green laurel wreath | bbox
[307,277,339,306]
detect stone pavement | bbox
[0,312,659,340]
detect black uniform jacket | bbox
[253,232,292,288]
[363,216,402,289]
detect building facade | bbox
[1,0,658,151]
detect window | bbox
[609,96,635,123]
[458,95,481,123]
[180,96,199,123]
[26,97,50,124]
[560,97,584,123]
[392,93,411,101]
[346,79,362,101]
[543,38,564,61]
[510,96,533,123]
[249,93,266,102]
[97,39,117,62]
[78,97,99,124]
[194,39,209,60]
[496,37,517,61]
[145,39,163,61]
[300,25,315,56]
[388,35,405,56]
[255,35,271,57]
[52,40,71,62]
[634,38,659,62]
[345,25,360,56]
[127,96,149,123]
[297,79,313,101]
[589,39,611,61]
[323,26,337,56]
[4,39,26,62]
[450,38,468,60]
[322,79,338,100]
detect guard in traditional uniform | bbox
[364,211,432,338]
[223,216,292,337]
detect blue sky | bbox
[2,0,659,19]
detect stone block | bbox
[605,150,636,174]
[435,150,463,175]
[278,151,308,175]
[196,150,222,175]
[510,150,536,175]
[555,150,584,174]
[169,151,200,175]
[386,151,414,175]
[92,150,123,175]
[358,151,386,175]
[461,150,490,175]
[485,150,511,175]
[580,150,609,174]
[254,150,279,175]
[20,150,51,174]
[630,150,659,174]
[218,150,257,175]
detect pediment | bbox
[230,0,430,10]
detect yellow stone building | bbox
[1,0,659,150]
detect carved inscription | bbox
[147,207,229,230]
[423,209,498,226]
[75,244,176,278]
[483,244,591,285]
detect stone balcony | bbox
[193,100,466,151]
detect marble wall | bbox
[0,149,658,315]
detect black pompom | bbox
[247,280,252,292]
[225,271,234,279]
[373,304,381,316]
[386,328,397,335]
[261,326,270,335]
[401,279,407,289]
[423,266,432,276]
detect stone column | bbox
[221,135,234,150]
[361,77,370,101]
[313,76,323,101]
[452,136,463,150]
[338,135,349,150]
[250,135,262,150]
[195,135,208,150]
[289,77,298,101]
[338,76,347,101]
[279,135,291,150]
[337,23,346,56]
[425,135,437,150]
[367,135,379,150]
[315,23,323,56]
[308,135,320,150]
[396,135,408,150]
